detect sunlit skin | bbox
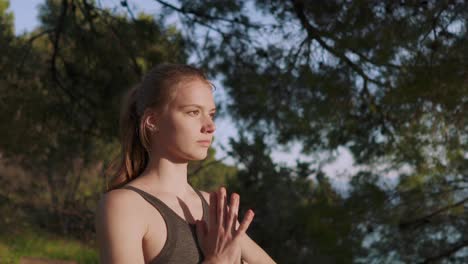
[95,78,276,263]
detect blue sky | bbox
[8,0,372,194]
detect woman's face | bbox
[151,78,216,161]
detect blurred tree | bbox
[225,130,354,263]
[1,0,466,262]
[0,0,13,36]
[142,0,468,262]
[0,0,190,238]
[189,145,237,192]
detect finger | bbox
[234,209,254,238]
[224,192,229,228]
[217,186,226,230]
[225,192,239,233]
[232,215,238,236]
[209,192,217,230]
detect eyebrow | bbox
[180,104,217,111]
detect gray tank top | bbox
[121,185,210,264]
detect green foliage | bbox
[0,227,98,264]
[1,0,467,263]
[223,131,355,262]
[189,145,237,192]
[0,0,13,35]
[0,0,188,241]
[155,0,467,262]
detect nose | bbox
[202,115,216,133]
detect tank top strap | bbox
[120,185,177,263]
[121,185,177,221]
[122,185,209,225]
[192,188,210,224]
[121,185,211,263]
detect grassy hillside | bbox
[0,227,98,264]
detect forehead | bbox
[171,79,216,109]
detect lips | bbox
[197,140,211,147]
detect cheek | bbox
[164,114,199,140]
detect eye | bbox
[188,110,200,116]
[210,113,216,119]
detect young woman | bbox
[95,64,276,263]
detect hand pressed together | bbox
[196,187,254,264]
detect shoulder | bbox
[95,188,149,235]
[95,188,153,262]
[97,188,146,214]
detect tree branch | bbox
[421,239,468,264]
[291,0,389,88]
[399,196,468,230]
[153,0,263,29]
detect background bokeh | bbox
[1,0,467,263]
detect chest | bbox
[141,196,207,263]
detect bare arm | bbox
[235,219,276,264]
[95,190,147,264]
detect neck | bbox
[138,156,192,197]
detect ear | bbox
[143,108,160,131]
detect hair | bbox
[104,63,214,192]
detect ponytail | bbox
[105,84,149,191]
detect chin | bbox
[198,151,208,160]
[196,152,209,160]
[190,150,209,160]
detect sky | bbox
[8,0,383,195]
